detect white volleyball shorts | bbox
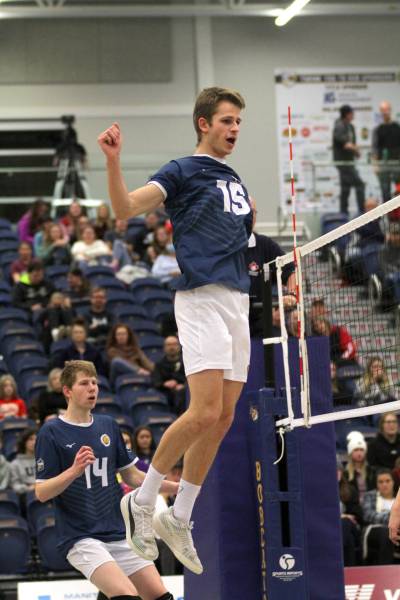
[67,537,153,580]
[174,283,250,382]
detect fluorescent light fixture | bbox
[275,0,311,26]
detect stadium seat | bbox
[97,375,111,394]
[127,217,145,237]
[0,240,19,253]
[52,276,69,291]
[0,231,18,243]
[93,394,123,417]
[139,289,173,304]
[149,303,174,321]
[0,418,35,460]
[4,340,45,365]
[85,265,115,279]
[0,292,12,306]
[36,513,72,571]
[0,323,36,343]
[44,264,70,279]
[146,414,176,444]
[130,400,171,426]
[130,277,164,298]
[0,281,11,293]
[0,516,30,574]
[20,374,48,405]
[89,276,125,291]
[114,414,135,434]
[114,305,148,321]
[0,490,20,517]
[116,380,158,411]
[26,491,54,534]
[14,355,49,377]
[106,290,136,311]
[49,338,72,354]
[0,308,29,327]
[0,218,12,230]
[123,319,160,337]
[144,348,164,363]
[138,334,164,351]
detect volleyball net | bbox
[266,193,400,430]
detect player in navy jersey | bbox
[98,87,252,574]
[35,360,177,600]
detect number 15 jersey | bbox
[35,414,137,557]
[149,154,253,293]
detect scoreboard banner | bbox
[275,66,400,213]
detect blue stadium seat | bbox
[124,319,159,337]
[127,217,145,238]
[130,277,164,297]
[361,243,383,278]
[0,231,18,243]
[26,491,54,535]
[52,276,69,292]
[0,281,11,293]
[49,338,72,354]
[14,355,49,377]
[93,394,123,417]
[130,401,171,426]
[89,276,125,291]
[44,264,70,279]
[139,289,173,304]
[138,334,164,351]
[0,490,20,517]
[0,308,29,327]
[145,414,176,444]
[0,292,12,306]
[114,414,135,434]
[385,272,400,303]
[0,418,34,460]
[97,375,111,394]
[114,374,153,402]
[0,323,36,343]
[20,374,48,405]
[0,218,12,230]
[121,388,168,415]
[0,516,30,574]
[4,340,45,364]
[106,290,136,312]
[85,265,115,279]
[36,513,72,571]
[0,240,18,253]
[149,303,174,321]
[144,348,164,363]
[114,305,148,321]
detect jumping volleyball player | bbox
[98,87,253,575]
[34,360,178,600]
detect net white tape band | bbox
[276,400,400,430]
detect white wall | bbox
[1,15,399,220]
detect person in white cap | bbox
[344,431,376,503]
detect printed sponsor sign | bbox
[345,565,400,600]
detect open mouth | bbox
[227,137,236,146]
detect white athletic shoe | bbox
[153,507,203,575]
[120,489,158,561]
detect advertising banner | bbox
[275,67,400,213]
[18,575,184,600]
[345,565,400,599]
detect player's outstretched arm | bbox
[97,122,164,220]
[120,465,179,495]
[35,446,95,503]
[389,489,400,545]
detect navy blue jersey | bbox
[149,155,253,292]
[35,414,136,557]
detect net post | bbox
[262,262,275,388]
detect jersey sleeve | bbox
[148,160,182,202]
[113,422,138,471]
[35,426,61,481]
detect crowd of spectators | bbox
[0,198,187,576]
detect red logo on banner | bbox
[345,566,400,599]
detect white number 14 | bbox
[84,457,108,489]
[216,180,250,215]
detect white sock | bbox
[135,464,165,508]
[173,479,201,523]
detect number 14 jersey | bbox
[149,154,253,293]
[35,414,137,557]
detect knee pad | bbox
[155,594,174,600]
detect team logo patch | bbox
[36,458,44,472]
[100,434,111,447]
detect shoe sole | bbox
[153,513,203,575]
[120,494,159,561]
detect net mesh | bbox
[272,195,400,430]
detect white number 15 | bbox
[216,180,250,216]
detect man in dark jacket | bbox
[80,287,114,349]
[50,318,106,375]
[333,104,365,215]
[11,260,55,318]
[372,101,400,202]
[367,413,400,469]
[152,336,186,414]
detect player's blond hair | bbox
[61,360,97,391]
[193,86,245,144]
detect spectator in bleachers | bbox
[310,297,329,322]
[379,222,400,309]
[133,211,160,259]
[51,318,106,375]
[147,225,172,264]
[82,287,114,349]
[104,219,140,272]
[94,203,114,239]
[355,357,396,408]
[0,375,27,420]
[312,316,358,367]
[344,431,376,503]
[59,199,86,238]
[0,434,11,490]
[338,459,363,566]
[30,368,66,425]
[152,336,186,414]
[151,244,181,285]
[362,469,397,565]
[71,224,112,270]
[33,215,54,258]
[106,323,154,383]
[17,198,50,244]
[40,291,74,352]
[10,241,33,284]
[368,412,400,470]
[64,267,91,306]
[357,198,385,248]
[331,361,354,406]
[40,223,71,267]
[11,260,55,318]
[371,101,400,203]
[10,428,36,496]
[133,426,156,467]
